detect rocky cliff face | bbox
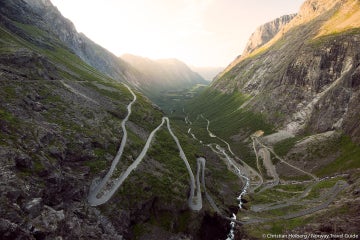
[184,1,360,236]
[220,14,296,76]
[0,4,167,235]
[212,0,360,143]
[242,14,297,56]
[0,0,140,84]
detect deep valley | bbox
[0,0,359,239]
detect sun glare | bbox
[50,0,304,67]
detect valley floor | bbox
[177,109,359,239]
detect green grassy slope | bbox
[183,89,274,168]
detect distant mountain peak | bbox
[218,14,296,78]
[242,14,297,57]
[121,54,207,95]
[297,0,340,20]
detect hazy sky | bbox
[50,0,304,67]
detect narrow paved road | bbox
[181,113,349,232]
[254,137,318,181]
[193,114,251,239]
[88,85,208,211]
[88,84,137,206]
[251,136,280,193]
[197,157,221,213]
[200,115,263,191]
[244,180,348,224]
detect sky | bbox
[50,0,304,67]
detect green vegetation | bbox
[33,159,46,173]
[315,135,360,176]
[245,215,315,238]
[84,146,115,174]
[304,178,341,200]
[187,89,248,119]
[309,28,360,47]
[273,136,304,157]
[183,89,274,168]
[132,223,149,240]
[149,83,208,115]
[13,21,50,39]
[266,205,304,217]
[0,108,15,122]
[250,183,307,205]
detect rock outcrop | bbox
[242,14,297,56]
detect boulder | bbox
[24,198,43,218]
[14,153,32,170]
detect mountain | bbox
[186,0,360,237]
[0,0,241,239]
[2,0,360,238]
[190,66,224,82]
[122,54,208,111]
[212,0,360,142]
[1,0,143,85]
[220,14,296,76]
[242,14,297,57]
[2,0,208,103]
[122,54,207,92]
[0,1,165,238]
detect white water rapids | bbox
[185,114,251,240]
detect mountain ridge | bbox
[121,53,207,105]
[2,0,206,101]
[1,0,359,238]
[242,14,297,57]
[0,0,240,238]
[210,0,360,143]
[5,0,137,83]
[184,0,360,236]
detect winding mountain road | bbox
[187,114,349,230]
[88,84,137,206]
[88,85,349,236]
[186,114,252,239]
[251,136,280,193]
[253,137,318,181]
[88,85,211,212]
[199,115,263,191]
[244,180,348,224]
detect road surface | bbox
[89,85,207,211]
